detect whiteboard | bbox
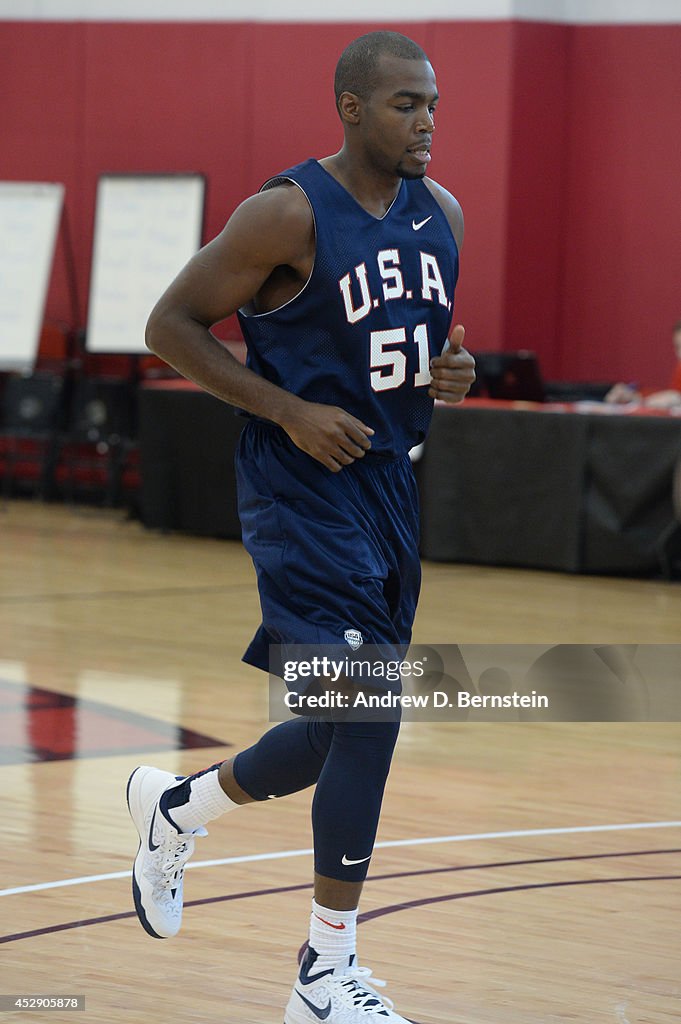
[86,174,205,354]
[0,181,64,371]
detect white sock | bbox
[163,765,239,833]
[308,899,358,973]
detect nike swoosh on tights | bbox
[341,853,372,866]
[412,215,432,231]
[295,990,332,1020]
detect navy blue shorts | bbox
[235,420,421,675]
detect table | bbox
[138,382,243,538]
[417,402,681,574]
[138,384,681,574]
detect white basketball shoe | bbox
[285,947,413,1024]
[126,765,207,939]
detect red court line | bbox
[1,847,678,945]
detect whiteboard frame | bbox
[84,172,206,356]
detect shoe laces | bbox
[156,826,207,895]
[338,964,393,1014]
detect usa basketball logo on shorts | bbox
[344,629,363,650]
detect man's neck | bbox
[319,151,402,219]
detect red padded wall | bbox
[1,19,679,385]
[426,21,516,356]
[0,22,84,330]
[503,22,571,375]
[559,25,681,386]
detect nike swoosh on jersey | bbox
[295,991,332,1020]
[412,215,433,231]
[341,853,372,866]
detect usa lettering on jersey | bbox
[338,248,452,325]
[338,249,452,393]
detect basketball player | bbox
[127,31,474,1023]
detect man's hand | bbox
[429,324,476,403]
[281,401,374,472]
[605,382,641,405]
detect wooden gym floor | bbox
[0,501,679,1023]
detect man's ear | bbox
[338,91,361,125]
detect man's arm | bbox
[644,389,681,409]
[145,186,374,472]
[423,179,475,403]
[605,384,681,408]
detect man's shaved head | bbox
[334,31,430,112]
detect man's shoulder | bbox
[422,178,464,251]
[422,176,458,206]
[231,178,314,244]
[215,175,314,270]
[244,177,313,222]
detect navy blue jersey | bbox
[237,158,459,455]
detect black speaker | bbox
[57,378,137,506]
[68,378,135,444]
[2,374,65,433]
[0,374,66,498]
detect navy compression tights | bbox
[232,717,401,882]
